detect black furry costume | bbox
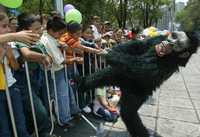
[79,31,199,137]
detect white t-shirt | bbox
[0,44,16,88]
[40,32,64,71]
[91,25,101,40]
[4,58,16,87]
[9,42,20,59]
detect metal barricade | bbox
[24,61,39,137]
[2,38,109,137]
[40,51,55,135]
[50,68,63,126]
[44,66,55,135]
[88,53,93,103]
[29,45,55,135]
[2,57,18,137]
[72,50,79,106]
[70,50,104,135]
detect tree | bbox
[63,0,107,25]
[128,0,170,28]
[19,0,54,14]
[104,0,170,29]
[176,0,200,31]
[18,0,171,29]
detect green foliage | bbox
[18,0,171,29]
[176,0,200,31]
[128,0,170,28]
[19,0,54,14]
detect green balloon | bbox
[65,9,82,24]
[0,0,23,8]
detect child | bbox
[14,13,55,137]
[60,22,104,109]
[40,16,80,127]
[0,12,30,137]
[93,87,119,122]
[60,21,102,69]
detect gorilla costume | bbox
[78,31,200,137]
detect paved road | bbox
[54,50,200,137]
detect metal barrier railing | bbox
[44,65,54,135]
[3,57,19,137]
[72,51,79,106]
[2,43,107,137]
[88,53,93,103]
[24,61,39,137]
[30,46,55,135]
[51,67,63,125]
[69,49,105,135]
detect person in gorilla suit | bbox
[78,31,200,137]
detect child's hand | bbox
[41,55,51,68]
[14,31,40,45]
[97,49,108,55]
[75,57,83,64]
[108,107,117,112]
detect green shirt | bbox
[15,42,48,70]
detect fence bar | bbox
[44,68,54,134]
[81,114,97,131]
[94,54,98,72]
[51,68,62,125]
[62,46,68,81]
[72,51,79,106]
[24,61,39,137]
[88,53,93,103]
[3,57,18,137]
[82,55,85,77]
[99,56,102,70]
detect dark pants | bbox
[14,68,51,136]
[120,91,149,137]
[68,65,86,109]
[96,108,118,122]
[0,85,30,137]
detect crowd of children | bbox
[0,7,136,136]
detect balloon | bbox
[0,0,23,8]
[65,9,82,24]
[64,4,75,13]
[142,26,159,37]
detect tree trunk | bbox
[122,0,128,29]
[39,0,43,23]
[119,0,123,28]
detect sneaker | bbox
[82,106,92,113]
[58,121,75,129]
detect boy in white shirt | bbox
[40,17,80,127]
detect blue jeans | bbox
[14,68,51,136]
[96,108,118,122]
[50,68,80,125]
[0,84,30,137]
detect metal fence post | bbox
[24,61,39,137]
[3,57,18,137]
